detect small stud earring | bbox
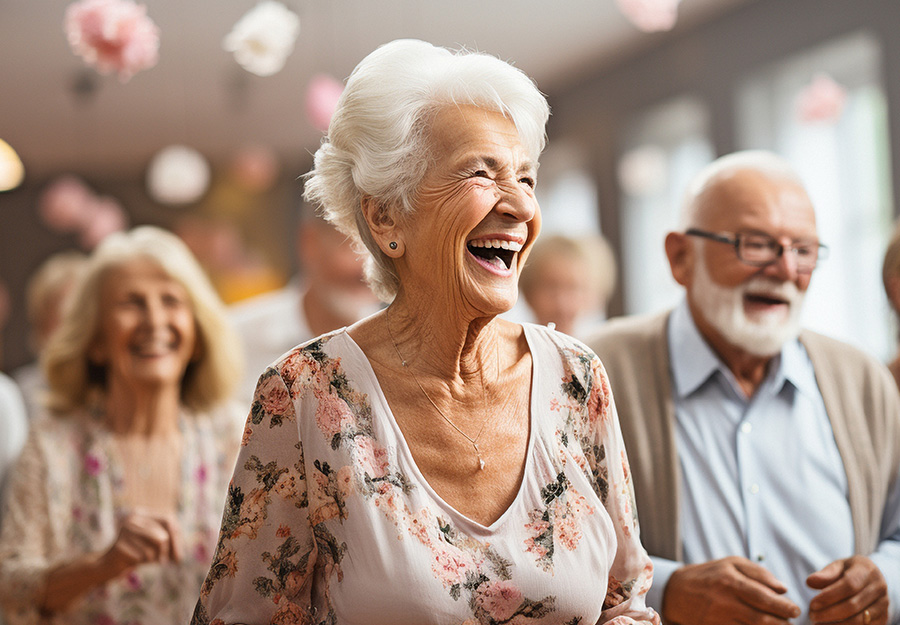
[389,241,398,250]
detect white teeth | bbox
[468,238,523,252]
[132,341,175,356]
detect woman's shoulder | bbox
[275,329,352,369]
[29,409,93,438]
[257,328,363,400]
[520,322,599,368]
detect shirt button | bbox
[756,554,765,562]
[749,484,760,495]
[741,422,753,434]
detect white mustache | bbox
[740,277,800,303]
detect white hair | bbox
[679,150,806,228]
[303,38,550,302]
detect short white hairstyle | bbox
[303,38,550,302]
[679,150,806,228]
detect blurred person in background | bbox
[882,220,900,389]
[590,151,900,625]
[0,374,25,625]
[0,226,244,625]
[229,208,380,403]
[193,39,658,625]
[519,232,617,338]
[13,250,89,419]
[0,372,26,515]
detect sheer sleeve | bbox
[0,426,56,625]
[192,367,315,625]
[585,357,660,625]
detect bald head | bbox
[680,150,809,230]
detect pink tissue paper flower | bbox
[39,175,95,232]
[305,74,344,132]
[796,73,847,124]
[78,195,127,250]
[39,175,127,249]
[64,0,160,82]
[616,0,682,33]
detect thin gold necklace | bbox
[386,309,491,471]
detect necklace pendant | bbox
[478,457,485,471]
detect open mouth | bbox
[745,293,789,307]
[467,239,522,272]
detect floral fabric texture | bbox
[0,404,242,625]
[194,325,659,625]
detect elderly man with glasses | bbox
[589,150,900,625]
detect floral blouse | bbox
[193,325,659,625]
[0,404,242,625]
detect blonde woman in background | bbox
[519,233,617,338]
[0,226,243,625]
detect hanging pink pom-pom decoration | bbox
[39,175,128,249]
[39,175,95,232]
[616,0,682,33]
[229,145,281,193]
[796,73,847,124]
[305,74,344,132]
[64,0,160,82]
[79,195,128,249]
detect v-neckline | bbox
[339,326,539,533]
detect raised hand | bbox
[41,511,185,613]
[102,511,184,575]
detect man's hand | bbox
[663,556,801,625]
[807,556,888,624]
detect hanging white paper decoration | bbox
[146,145,211,205]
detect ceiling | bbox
[1,0,753,182]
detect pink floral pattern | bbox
[0,405,242,625]
[193,329,659,625]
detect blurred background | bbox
[1,0,899,371]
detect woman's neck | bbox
[102,381,181,436]
[387,292,499,382]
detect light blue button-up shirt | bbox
[646,300,900,624]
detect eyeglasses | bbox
[685,228,828,274]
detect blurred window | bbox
[737,31,893,359]
[536,140,601,236]
[618,96,715,315]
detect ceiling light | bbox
[0,139,25,192]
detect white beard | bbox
[691,252,805,357]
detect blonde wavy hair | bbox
[42,226,242,414]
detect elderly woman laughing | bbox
[193,39,659,625]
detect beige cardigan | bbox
[589,311,900,562]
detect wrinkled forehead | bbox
[694,169,818,238]
[425,104,535,167]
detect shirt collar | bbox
[668,299,721,397]
[667,298,817,399]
